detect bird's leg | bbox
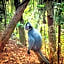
[27,46,31,54]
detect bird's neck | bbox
[29,27,33,31]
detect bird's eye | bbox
[27,24,30,27]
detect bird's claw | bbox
[27,50,30,54]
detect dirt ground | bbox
[0,40,44,64]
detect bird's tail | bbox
[38,50,49,64]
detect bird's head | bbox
[25,22,33,31]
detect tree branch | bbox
[0,0,30,51]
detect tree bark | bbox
[46,1,56,64]
[57,1,61,64]
[14,0,26,46]
[19,16,26,46]
[58,25,61,64]
[0,0,30,51]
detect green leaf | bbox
[37,4,45,8]
[16,23,21,27]
[16,23,24,27]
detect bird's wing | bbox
[28,35,35,50]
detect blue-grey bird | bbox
[25,22,49,64]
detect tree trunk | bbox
[46,1,56,64]
[0,0,30,51]
[58,25,61,64]
[14,0,26,46]
[57,1,61,64]
[19,16,26,46]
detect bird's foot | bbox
[27,50,30,54]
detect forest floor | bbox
[0,40,64,64]
[0,40,43,64]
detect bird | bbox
[25,22,49,64]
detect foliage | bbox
[16,22,24,28]
[37,4,45,8]
[23,1,40,28]
[0,22,4,31]
[54,2,64,25]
